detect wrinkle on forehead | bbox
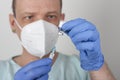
[16,0,61,16]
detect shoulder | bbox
[0,58,17,66]
[0,58,20,80]
[0,58,20,70]
[0,59,15,73]
[0,59,10,69]
[0,59,11,79]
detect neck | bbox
[13,50,58,67]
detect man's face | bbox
[10,0,64,37]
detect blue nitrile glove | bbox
[14,58,52,80]
[61,18,104,71]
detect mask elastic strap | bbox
[49,47,56,59]
[14,18,22,30]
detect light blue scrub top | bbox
[0,53,90,80]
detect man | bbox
[0,0,116,80]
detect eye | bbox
[47,15,57,19]
[25,15,33,20]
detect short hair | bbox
[12,0,62,16]
[12,0,16,15]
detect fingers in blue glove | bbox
[61,18,86,33]
[25,66,51,80]
[68,22,96,38]
[77,38,100,50]
[61,18,104,71]
[22,58,52,72]
[61,18,96,36]
[71,30,99,44]
[14,58,52,80]
[36,74,49,80]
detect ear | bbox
[60,13,65,21]
[9,14,16,33]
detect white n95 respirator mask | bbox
[14,19,59,58]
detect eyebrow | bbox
[47,11,60,13]
[21,10,60,15]
[20,12,36,15]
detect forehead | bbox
[16,0,61,15]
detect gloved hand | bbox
[14,58,52,80]
[61,18,104,71]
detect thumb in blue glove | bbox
[14,58,52,80]
[61,18,104,71]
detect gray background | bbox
[0,0,120,79]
